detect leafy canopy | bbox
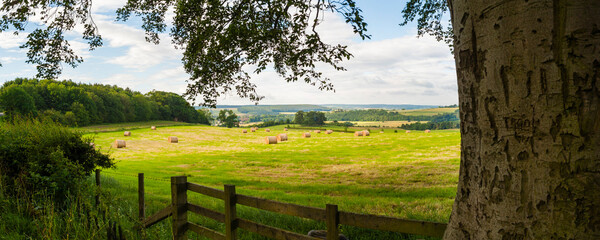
[1,0,449,107]
[217,109,238,128]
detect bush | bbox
[0,118,113,202]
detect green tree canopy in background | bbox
[217,109,238,128]
[304,111,326,126]
[294,110,305,124]
[0,79,209,126]
[0,85,37,117]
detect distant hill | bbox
[320,104,440,110]
[198,104,331,115]
[197,104,453,118]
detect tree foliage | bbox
[1,0,371,107]
[304,111,326,125]
[400,0,452,48]
[0,0,452,106]
[0,0,102,76]
[0,85,37,117]
[216,109,238,128]
[294,110,305,124]
[400,121,459,130]
[325,109,441,122]
[0,118,113,202]
[0,78,209,126]
[293,110,326,126]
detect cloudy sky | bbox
[0,0,457,106]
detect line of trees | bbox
[250,119,291,128]
[216,110,238,128]
[325,109,432,122]
[325,109,460,122]
[248,114,294,123]
[401,110,460,130]
[400,121,460,130]
[236,104,330,115]
[0,78,211,126]
[294,111,326,125]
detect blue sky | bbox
[0,0,457,106]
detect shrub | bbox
[0,118,113,202]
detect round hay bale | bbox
[277,133,288,142]
[265,129,270,132]
[425,129,431,133]
[354,131,363,137]
[326,130,333,134]
[362,130,370,136]
[265,136,277,144]
[151,126,156,130]
[114,140,126,148]
[242,129,248,133]
[251,128,256,132]
[302,132,311,138]
[379,131,384,133]
[314,130,321,133]
[124,131,131,136]
[406,130,411,133]
[284,128,288,131]
[168,136,179,143]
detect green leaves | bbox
[400,0,453,50]
[118,0,369,107]
[3,1,371,107]
[0,0,102,78]
[217,109,238,128]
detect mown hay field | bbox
[88,124,460,239]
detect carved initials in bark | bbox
[445,0,600,239]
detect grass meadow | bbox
[87,124,460,239]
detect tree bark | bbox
[445,0,600,239]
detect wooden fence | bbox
[135,174,447,240]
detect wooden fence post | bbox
[95,169,101,207]
[138,173,145,222]
[224,184,238,240]
[171,176,188,240]
[326,204,339,240]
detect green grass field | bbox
[89,124,460,239]
[78,120,194,132]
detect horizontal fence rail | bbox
[142,205,172,228]
[236,194,327,221]
[135,174,447,239]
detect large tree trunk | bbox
[444,0,600,239]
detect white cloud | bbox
[0,32,26,49]
[69,40,94,60]
[0,56,20,64]
[91,14,182,71]
[97,66,188,95]
[146,66,189,93]
[226,33,457,105]
[101,73,139,89]
[91,0,127,13]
